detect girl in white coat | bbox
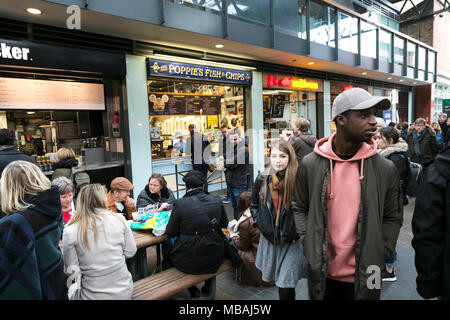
[63,183,137,300]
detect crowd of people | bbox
[0,88,449,300]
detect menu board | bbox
[149,92,221,115]
[271,95,286,118]
[263,95,272,119]
[0,77,105,110]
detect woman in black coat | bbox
[136,173,176,211]
[165,170,228,297]
[378,126,408,282]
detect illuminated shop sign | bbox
[148,59,252,85]
[265,74,320,90]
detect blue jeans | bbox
[230,187,246,220]
[162,237,176,270]
[386,246,397,268]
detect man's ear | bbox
[335,114,346,127]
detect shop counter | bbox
[152,156,226,199]
[44,160,124,189]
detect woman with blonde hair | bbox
[431,122,445,152]
[0,160,66,299]
[251,139,307,300]
[51,147,78,181]
[62,183,136,300]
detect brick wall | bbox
[432,11,450,74]
[415,85,433,122]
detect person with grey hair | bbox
[405,118,438,167]
[52,176,76,226]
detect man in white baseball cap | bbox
[292,87,403,300]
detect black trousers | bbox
[322,278,355,300]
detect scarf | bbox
[268,171,285,227]
[412,130,425,157]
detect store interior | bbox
[148,80,245,159]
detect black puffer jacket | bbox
[225,141,249,189]
[0,145,36,177]
[136,185,176,210]
[378,141,409,205]
[250,173,299,245]
[412,146,450,299]
[165,188,228,274]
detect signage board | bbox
[0,77,105,110]
[148,59,252,85]
[148,92,221,115]
[263,73,322,91]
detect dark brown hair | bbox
[148,173,167,189]
[237,191,252,219]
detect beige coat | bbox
[62,209,137,300]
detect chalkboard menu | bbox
[271,95,286,118]
[149,92,221,115]
[263,95,272,119]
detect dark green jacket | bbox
[292,151,403,300]
[405,126,438,165]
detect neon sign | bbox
[266,74,319,90]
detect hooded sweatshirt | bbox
[314,133,377,283]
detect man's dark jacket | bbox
[0,145,36,177]
[405,127,438,165]
[288,133,317,163]
[165,188,228,275]
[292,147,403,300]
[225,141,249,189]
[412,146,450,300]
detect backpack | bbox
[401,155,424,197]
[72,170,90,197]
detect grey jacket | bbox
[292,150,403,300]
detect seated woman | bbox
[136,173,176,212]
[62,184,137,300]
[51,147,78,181]
[51,176,76,227]
[0,160,66,299]
[136,173,176,270]
[232,191,272,287]
[165,170,229,298]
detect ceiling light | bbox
[399,79,404,82]
[387,77,392,80]
[26,111,35,114]
[362,72,367,75]
[215,44,224,48]
[308,62,314,65]
[27,8,42,15]
[413,82,417,84]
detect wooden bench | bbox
[132,259,233,300]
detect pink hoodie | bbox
[314,133,377,283]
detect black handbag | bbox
[222,230,243,269]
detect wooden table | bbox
[127,230,169,281]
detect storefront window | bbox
[379,29,392,63]
[361,21,377,59]
[338,12,358,54]
[394,36,404,65]
[147,80,245,159]
[428,51,435,74]
[274,0,307,39]
[407,42,416,67]
[310,1,336,47]
[418,46,426,71]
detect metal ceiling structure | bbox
[388,0,450,23]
